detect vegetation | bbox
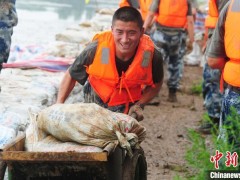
[176,108,240,179]
[190,81,202,96]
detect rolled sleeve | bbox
[69,41,97,85]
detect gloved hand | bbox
[128,104,144,121]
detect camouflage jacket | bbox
[0,0,17,29]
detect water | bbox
[12,0,119,46]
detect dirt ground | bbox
[141,65,205,180]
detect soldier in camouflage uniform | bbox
[0,0,18,72]
[143,0,194,102]
[207,0,240,147]
[198,0,229,134]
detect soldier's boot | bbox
[167,88,177,102]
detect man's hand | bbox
[128,104,144,121]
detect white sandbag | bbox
[113,113,146,143]
[31,135,103,153]
[0,125,17,149]
[36,103,146,157]
[0,103,41,128]
[55,30,95,44]
[96,8,115,15]
[25,110,102,153]
[25,109,47,151]
[90,13,112,31]
[46,41,84,58]
[0,111,25,132]
[184,42,203,66]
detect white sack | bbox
[31,135,103,153]
[36,103,146,157]
[184,42,203,66]
[0,125,17,149]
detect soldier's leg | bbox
[149,30,169,104]
[0,28,12,72]
[198,62,223,134]
[221,87,240,151]
[179,30,187,80]
[167,32,182,102]
[203,63,222,119]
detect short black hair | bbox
[112,6,143,29]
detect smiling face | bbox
[112,20,143,61]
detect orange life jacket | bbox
[156,0,188,28]
[139,0,153,21]
[205,0,219,28]
[119,0,152,21]
[119,0,130,7]
[86,31,154,107]
[223,0,240,87]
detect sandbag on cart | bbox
[34,103,146,156]
[1,103,148,180]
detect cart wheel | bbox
[122,148,147,180]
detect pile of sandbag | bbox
[0,68,84,149]
[55,9,114,47]
[25,103,146,157]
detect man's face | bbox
[111,20,143,59]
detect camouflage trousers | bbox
[0,28,13,64]
[219,87,240,149]
[150,29,186,89]
[179,30,187,79]
[221,87,240,122]
[202,61,223,119]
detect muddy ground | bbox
[141,65,205,180]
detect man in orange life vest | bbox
[119,0,153,22]
[198,0,229,134]
[57,7,164,121]
[119,1,160,107]
[143,0,194,102]
[207,0,240,146]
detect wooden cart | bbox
[0,134,147,180]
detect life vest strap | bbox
[120,72,134,103]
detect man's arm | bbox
[143,0,159,32]
[186,15,194,44]
[56,70,77,103]
[128,82,162,121]
[143,11,155,32]
[207,57,226,70]
[56,41,97,103]
[138,82,162,105]
[138,46,164,105]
